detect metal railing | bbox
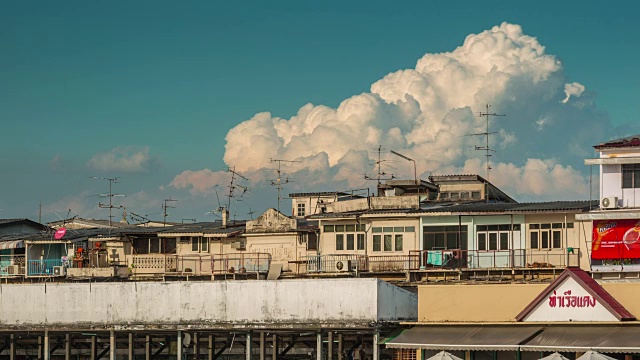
[212,253,271,274]
[410,249,580,270]
[27,259,63,276]
[171,254,213,275]
[525,250,580,268]
[368,254,419,272]
[299,254,368,274]
[0,255,25,276]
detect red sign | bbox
[592,219,640,259]
[548,290,596,308]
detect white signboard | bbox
[522,276,618,322]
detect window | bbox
[529,223,566,250]
[331,223,367,252]
[476,224,517,251]
[384,235,393,251]
[133,237,173,254]
[395,234,403,251]
[336,234,344,250]
[191,236,209,253]
[622,164,640,188]
[357,234,365,250]
[346,234,355,250]
[423,226,468,250]
[471,191,482,199]
[373,235,381,252]
[297,203,306,216]
[307,232,318,251]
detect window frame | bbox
[475,224,516,251]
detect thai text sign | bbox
[592,219,640,259]
[548,290,596,308]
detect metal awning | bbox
[0,240,24,250]
[520,326,640,353]
[384,326,542,351]
[585,157,640,165]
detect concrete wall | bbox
[246,232,312,271]
[0,278,417,330]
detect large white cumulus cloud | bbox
[173,22,609,201]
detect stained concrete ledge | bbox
[0,278,416,330]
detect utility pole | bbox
[91,176,125,235]
[467,104,505,202]
[162,198,178,227]
[270,158,300,212]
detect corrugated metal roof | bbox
[414,200,597,214]
[594,134,640,150]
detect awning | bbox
[521,326,640,353]
[385,326,542,351]
[0,240,24,250]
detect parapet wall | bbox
[0,278,417,330]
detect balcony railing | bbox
[410,249,580,270]
[212,253,271,274]
[368,255,419,272]
[0,255,25,276]
[132,254,177,274]
[299,254,368,274]
[27,259,63,276]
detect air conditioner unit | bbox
[53,266,66,276]
[601,196,619,209]
[231,240,246,250]
[6,265,20,275]
[335,260,356,272]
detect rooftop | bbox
[594,134,640,150]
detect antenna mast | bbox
[364,145,395,195]
[270,158,300,212]
[226,167,249,218]
[162,198,178,227]
[91,176,125,235]
[468,104,505,202]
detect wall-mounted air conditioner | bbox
[53,266,66,276]
[335,260,355,272]
[601,196,619,209]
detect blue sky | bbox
[1,1,637,223]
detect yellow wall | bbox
[418,281,640,322]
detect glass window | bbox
[489,233,498,250]
[530,232,539,249]
[424,233,435,250]
[541,231,549,248]
[200,237,208,252]
[622,164,640,188]
[335,225,345,232]
[336,234,344,251]
[513,224,521,231]
[440,192,449,199]
[133,238,149,254]
[297,203,306,216]
[500,233,509,250]
[346,234,355,250]
[163,238,176,254]
[552,223,563,229]
[307,232,318,251]
[552,231,562,249]
[477,225,488,232]
[530,224,539,229]
[357,224,367,232]
[498,225,510,231]
[394,226,404,232]
[373,235,381,252]
[395,234,403,251]
[405,226,415,232]
[384,235,393,251]
[478,233,487,251]
[541,223,551,229]
[446,233,457,249]
[372,227,382,233]
[566,223,574,229]
[460,192,470,199]
[383,227,393,233]
[324,225,335,232]
[488,225,499,231]
[357,234,365,250]
[346,224,356,232]
[191,237,199,252]
[150,238,161,253]
[471,191,481,199]
[450,192,460,200]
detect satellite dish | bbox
[54,228,67,240]
[183,332,191,347]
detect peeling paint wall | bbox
[0,278,417,329]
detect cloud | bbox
[561,82,586,104]
[87,146,158,173]
[170,169,229,196]
[173,22,612,201]
[49,154,63,171]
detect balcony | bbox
[27,259,63,276]
[0,255,25,276]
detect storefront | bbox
[386,267,640,358]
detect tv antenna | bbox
[364,145,395,194]
[226,167,250,222]
[270,158,300,212]
[466,104,505,202]
[162,198,178,227]
[91,176,125,235]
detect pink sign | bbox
[54,228,67,240]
